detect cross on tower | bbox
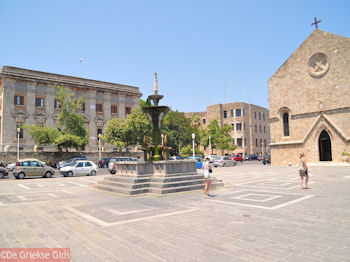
[311,17,321,29]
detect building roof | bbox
[0,66,142,97]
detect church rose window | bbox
[283,113,290,136]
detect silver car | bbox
[214,156,237,167]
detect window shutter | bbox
[14,95,17,105]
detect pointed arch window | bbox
[283,113,289,136]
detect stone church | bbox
[268,29,350,165]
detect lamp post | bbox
[191,133,195,159]
[98,134,102,161]
[16,127,21,161]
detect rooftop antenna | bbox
[79,57,83,77]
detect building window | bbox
[263,114,265,121]
[283,112,290,136]
[16,125,23,139]
[236,123,242,131]
[255,125,257,132]
[231,123,234,130]
[256,138,258,147]
[96,103,103,113]
[125,107,131,115]
[54,99,61,109]
[14,95,24,106]
[236,109,241,117]
[203,118,206,124]
[264,126,266,133]
[35,97,45,108]
[82,103,85,112]
[111,105,118,114]
[259,112,261,120]
[259,125,262,133]
[237,138,242,147]
[223,110,227,118]
[255,112,257,119]
[231,109,234,117]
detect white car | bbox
[59,160,97,177]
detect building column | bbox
[118,94,126,119]
[46,85,55,127]
[1,79,16,148]
[104,92,112,123]
[87,90,97,147]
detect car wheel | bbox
[18,172,25,179]
[91,170,96,176]
[0,172,4,179]
[103,164,108,168]
[67,171,73,177]
[45,171,52,178]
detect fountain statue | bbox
[142,73,170,161]
[94,73,223,195]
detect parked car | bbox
[7,163,16,171]
[262,153,271,165]
[231,153,243,162]
[170,155,185,160]
[247,154,258,160]
[108,157,138,174]
[186,156,214,169]
[214,156,237,167]
[13,159,55,179]
[0,167,9,179]
[58,156,86,169]
[98,158,110,168]
[60,160,97,177]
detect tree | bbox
[23,125,59,145]
[200,120,236,152]
[190,113,201,128]
[102,108,151,149]
[161,111,198,155]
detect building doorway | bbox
[319,130,332,161]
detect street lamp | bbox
[98,134,102,161]
[191,133,195,159]
[16,127,21,161]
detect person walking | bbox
[298,153,309,189]
[202,157,211,197]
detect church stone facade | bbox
[268,30,350,165]
[0,66,142,153]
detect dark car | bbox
[0,167,9,179]
[58,156,87,169]
[248,154,258,160]
[262,153,271,165]
[108,157,138,174]
[98,158,110,168]
[231,153,243,162]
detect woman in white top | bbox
[202,157,211,197]
[298,153,309,189]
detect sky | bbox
[1,0,350,112]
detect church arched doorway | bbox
[319,130,332,161]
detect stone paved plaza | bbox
[0,162,349,261]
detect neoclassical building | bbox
[186,102,270,156]
[268,29,350,165]
[0,66,142,152]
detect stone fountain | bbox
[95,73,223,195]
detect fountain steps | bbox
[94,173,223,196]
